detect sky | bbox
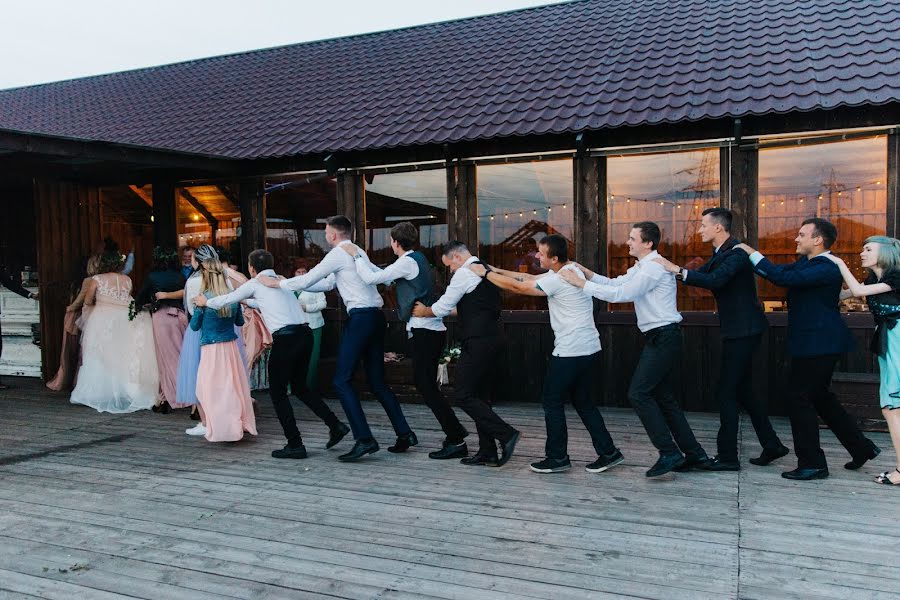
[0,0,560,90]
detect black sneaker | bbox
[586,450,624,473]
[272,444,308,459]
[529,456,572,473]
[674,451,712,472]
[646,453,686,477]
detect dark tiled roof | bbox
[1,0,898,159]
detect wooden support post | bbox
[446,160,477,250]
[727,143,759,246]
[151,181,177,248]
[336,172,366,247]
[574,156,603,270]
[238,179,266,270]
[887,131,899,238]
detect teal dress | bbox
[866,270,900,410]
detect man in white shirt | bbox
[466,234,623,475]
[194,249,349,459]
[342,222,470,460]
[413,241,520,467]
[259,216,416,462]
[559,221,711,477]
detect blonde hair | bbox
[198,257,233,318]
[864,235,900,276]
[85,254,102,277]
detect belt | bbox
[348,306,381,316]
[272,323,310,337]
[642,323,680,337]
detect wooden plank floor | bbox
[0,378,897,600]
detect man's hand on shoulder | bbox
[558,268,586,288]
[466,263,487,278]
[341,243,360,257]
[734,243,756,255]
[257,275,282,288]
[653,256,680,274]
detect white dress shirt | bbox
[582,250,682,332]
[206,269,306,334]
[430,256,482,317]
[354,249,446,333]
[279,240,383,312]
[183,272,202,316]
[297,290,326,329]
[535,265,601,357]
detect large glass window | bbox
[365,169,449,308]
[607,149,720,311]
[758,136,887,310]
[477,159,574,310]
[264,175,338,277]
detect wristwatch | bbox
[675,268,686,281]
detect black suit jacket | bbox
[681,237,768,339]
[0,266,32,314]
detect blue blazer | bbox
[189,294,244,346]
[752,254,855,357]
[682,237,768,340]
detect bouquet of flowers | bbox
[127,300,137,321]
[437,344,461,386]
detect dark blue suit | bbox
[681,238,782,461]
[752,252,874,469]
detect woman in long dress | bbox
[46,254,100,392]
[70,248,159,413]
[825,236,900,486]
[185,253,257,442]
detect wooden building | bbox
[1,0,899,422]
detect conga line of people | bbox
[40,211,898,487]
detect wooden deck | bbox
[0,378,898,600]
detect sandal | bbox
[875,468,900,485]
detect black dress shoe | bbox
[782,467,829,481]
[460,451,499,466]
[749,445,790,466]
[844,444,881,470]
[272,444,308,459]
[338,438,379,462]
[497,430,520,466]
[646,453,686,477]
[326,423,351,449]
[674,451,712,472]
[703,457,741,471]
[429,441,468,460]
[388,431,419,453]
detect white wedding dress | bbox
[70,273,159,413]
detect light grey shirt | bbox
[581,250,682,332]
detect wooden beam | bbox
[574,156,602,269]
[179,188,218,227]
[151,181,178,248]
[728,144,759,246]
[216,183,241,210]
[238,179,266,269]
[446,160,477,250]
[887,131,899,238]
[336,172,366,247]
[128,185,153,207]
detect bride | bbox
[70,242,159,413]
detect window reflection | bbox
[607,149,720,311]
[758,136,887,311]
[365,169,449,308]
[477,159,574,310]
[264,175,337,277]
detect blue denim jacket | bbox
[190,293,244,346]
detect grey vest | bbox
[395,251,437,322]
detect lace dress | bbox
[70,273,159,413]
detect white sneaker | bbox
[185,424,207,436]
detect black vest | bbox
[395,251,438,322]
[456,265,501,340]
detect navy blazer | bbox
[752,253,855,357]
[682,237,768,339]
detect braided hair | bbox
[194,244,232,318]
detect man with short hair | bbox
[736,218,880,480]
[262,216,416,462]
[180,246,195,280]
[0,264,38,391]
[413,241,520,467]
[467,234,623,474]
[654,208,788,470]
[560,221,711,477]
[194,248,349,459]
[341,222,469,459]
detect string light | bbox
[519,211,523,217]
[490,215,494,220]
[547,207,552,212]
[504,214,509,219]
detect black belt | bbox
[272,323,310,337]
[348,306,380,316]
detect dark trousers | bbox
[628,324,704,457]
[410,328,468,443]
[452,335,517,455]
[543,352,617,459]
[268,325,341,447]
[716,335,783,461]
[332,308,411,441]
[788,355,873,469]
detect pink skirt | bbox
[241,307,272,370]
[152,307,188,407]
[46,310,81,392]
[196,340,257,442]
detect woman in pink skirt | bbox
[185,253,257,442]
[47,254,101,392]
